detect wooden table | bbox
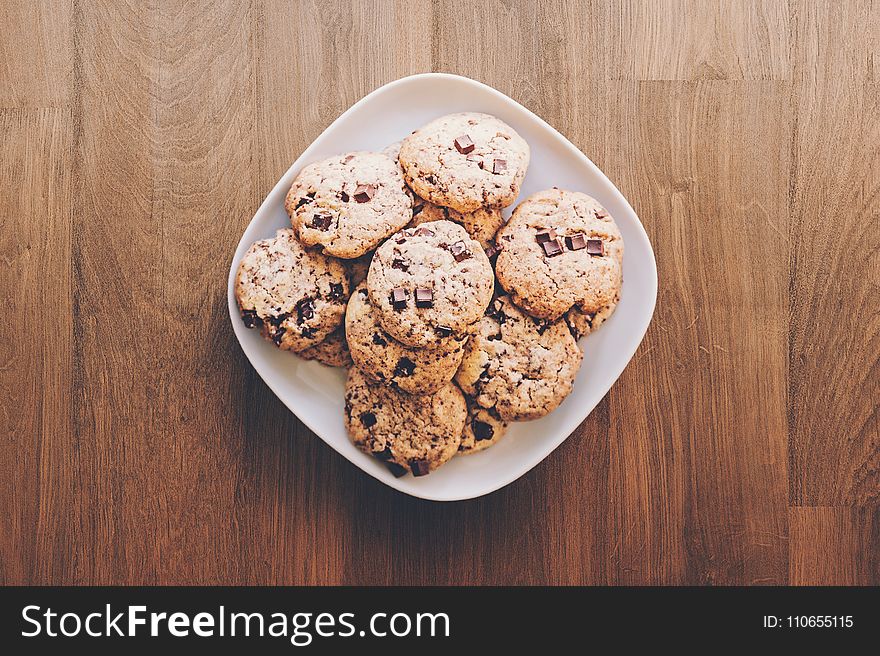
[2,1,877,586]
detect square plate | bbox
[227,73,657,501]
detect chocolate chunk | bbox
[586,239,605,256]
[375,446,394,461]
[385,461,408,478]
[484,241,503,258]
[295,298,315,323]
[353,184,377,203]
[410,459,430,477]
[535,228,557,243]
[492,159,507,174]
[359,411,377,428]
[339,190,349,202]
[241,309,261,328]
[449,240,472,262]
[372,333,387,346]
[266,312,289,329]
[395,357,416,377]
[413,226,435,237]
[329,282,345,300]
[343,154,355,164]
[294,196,312,209]
[472,420,494,441]
[311,212,332,230]
[390,287,409,310]
[435,325,452,338]
[466,153,484,168]
[487,298,507,323]
[594,209,609,219]
[414,287,433,308]
[265,313,289,344]
[502,234,513,242]
[373,447,406,476]
[300,326,316,338]
[454,134,475,154]
[565,233,587,251]
[541,238,564,258]
[412,202,424,216]
[391,258,409,272]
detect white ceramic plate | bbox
[228,73,657,501]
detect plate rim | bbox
[227,72,658,501]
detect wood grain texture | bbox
[0,1,72,107]
[607,0,790,80]
[0,0,877,586]
[605,81,791,584]
[0,108,73,584]
[789,507,880,585]
[787,0,880,507]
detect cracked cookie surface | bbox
[366,220,494,348]
[298,326,352,367]
[398,113,529,213]
[234,228,349,352]
[409,201,506,251]
[565,293,620,339]
[384,140,507,250]
[495,188,623,321]
[455,296,582,421]
[346,284,467,395]
[344,367,465,476]
[285,151,411,258]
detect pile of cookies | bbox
[235,112,624,478]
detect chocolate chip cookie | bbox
[409,201,506,252]
[297,326,352,368]
[234,228,349,351]
[344,367,465,476]
[495,188,623,321]
[565,292,620,339]
[455,296,582,421]
[385,140,507,250]
[459,401,508,454]
[346,284,467,394]
[366,220,494,347]
[398,113,530,213]
[285,152,412,258]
